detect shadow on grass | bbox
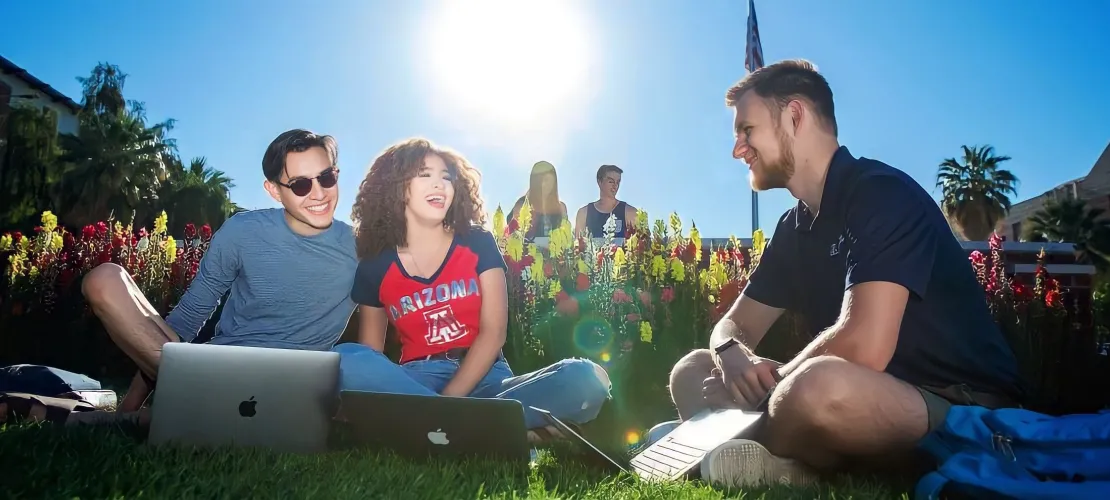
[0,422,913,499]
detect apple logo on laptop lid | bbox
[239,396,257,418]
[427,428,450,445]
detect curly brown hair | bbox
[351,137,488,259]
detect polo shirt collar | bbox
[794,145,854,232]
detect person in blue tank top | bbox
[574,164,639,239]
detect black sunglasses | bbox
[277,168,339,197]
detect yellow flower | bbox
[492,206,506,238]
[613,247,626,279]
[530,250,546,285]
[668,213,682,238]
[51,233,63,251]
[154,211,168,235]
[548,222,573,257]
[650,255,666,280]
[669,257,685,282]
[548,278,562,298]
[19,236,29,252]
[636,209,649,233]
[506,234,524,262]
[752,229,766,259]
[0,234,10,251]
[29,265,39,279]
[164,236,177,263]
[577,257,589,274]
[40,211,58,233]
[517,199,532,236]
[690,224,702,257]
[639,322,653,343]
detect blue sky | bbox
[4,0,1109,238]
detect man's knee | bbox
[81,263,128,305]
[770,356,854,430]
[669,349,714,390]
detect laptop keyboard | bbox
[630,436,708,479]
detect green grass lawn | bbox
[1,421,914,499]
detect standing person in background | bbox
[508,161,569,239]
[575,164,638,239]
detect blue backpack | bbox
[915,405,1110,499]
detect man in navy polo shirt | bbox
[664,59,1024,488]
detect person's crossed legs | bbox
[670,349,934,484]
[82,263,181,413]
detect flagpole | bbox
[745,0,763,233]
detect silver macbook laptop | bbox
[148,342,340,454]
[533,406,763,481]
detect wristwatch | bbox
[713,337,740,355]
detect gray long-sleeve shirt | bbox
[165,208,358,351]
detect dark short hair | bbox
[596,164,623,182]
[262,129,339,183]
[724,59,837,136]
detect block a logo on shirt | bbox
[423,304,469,345]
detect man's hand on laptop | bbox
[702,368,741,410]
[716,350,782,410]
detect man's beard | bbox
[750,124,795,191]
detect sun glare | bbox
[423,0,594,129]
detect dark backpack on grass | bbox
[915,405,1110,499]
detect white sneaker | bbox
[700,439,818,488]
[631,419,681,454]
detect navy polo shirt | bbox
[744,146,1023,401]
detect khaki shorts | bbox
[915,383,1017,432]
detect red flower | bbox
[11,231,22,243]
[661,287,675,303]
[612,289,632,303]
[200,224,212,241]
[1045,290,1062,308]
[543,261,553,278]
[555,293,579,316]
[184,223,197,240]
[95,222,109,237]
[506,219,519,236]
[968,251,985,266]
[82,225,96,239]
[576,273,591,291]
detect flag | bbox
[745,0,764,73]
[745,0,764,232]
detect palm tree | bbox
[53,63,177,227]
[156,156,238,234]
[1024,198,1110,272]
[936,145,1020,241]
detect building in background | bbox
[0,55,82,182]
[1002,141,1110,241]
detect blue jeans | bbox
[332,343,612,430]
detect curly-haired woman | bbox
[334,137,611,442]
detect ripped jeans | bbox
[331,343,612,429]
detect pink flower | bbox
[661,287,675,303]
[625,313,640,323]
[613,289,632,303]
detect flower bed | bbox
[1,208,1106,433]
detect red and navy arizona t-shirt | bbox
[350,227,507,363]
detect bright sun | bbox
[423,0,594,128]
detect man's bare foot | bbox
[118,371,153,412]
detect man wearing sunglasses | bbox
[82,129,359,412]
